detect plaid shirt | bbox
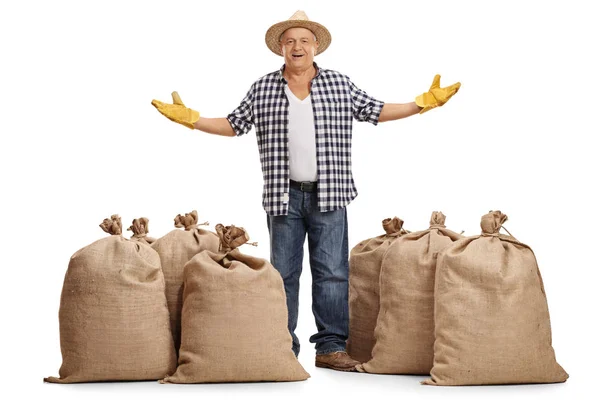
[227,62,384,216]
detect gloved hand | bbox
[151,91,200,129]
[415,75,461,114]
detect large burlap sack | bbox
[347,217,407,363]
[150,210,220,353]
[423,211,568,385]
[45,215,177,383]
[357,212,462,374]
[161,224,309,383]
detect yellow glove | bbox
[151,91,200,129]
[415,75,461,114]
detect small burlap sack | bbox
[161,224,309,383]
[127,217,156,245]
[357,212,462,374]
[44,215,177,383]
[423,211,568,385]
[347,217,407,363]
[150,210,220,353]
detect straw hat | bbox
[265,10,331,56]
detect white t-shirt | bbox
[284,84,318,182]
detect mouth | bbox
[292,54,304,59]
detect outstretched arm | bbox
[193,118,236,137]
[151,91,236,137]
[378,103,422,122]
[378,75,461,122]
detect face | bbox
[280,27,319,69]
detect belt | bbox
[290,180,317,192]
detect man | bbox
[152,10,460,372]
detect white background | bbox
[1,0,598,399]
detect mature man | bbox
[152,10,460,372]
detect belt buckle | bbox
[300,181,309,191]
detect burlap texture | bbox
[161,225,309,383]
[44,215,177,383]
[358,212,462,374]
[150,210,219,353]
[128,217,156,245]
[423,211,568,385]
[347,217,407,363]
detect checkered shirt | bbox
[227,62,384,216]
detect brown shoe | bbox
[315,351,360,372]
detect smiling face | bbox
[280,27,319,69]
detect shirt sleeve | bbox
[348,78,384,125]
[226,84,255,136]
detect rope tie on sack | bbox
[429,211,447,229]
[128,217,150,238]
[174,210,209,231]
[480,210,519,241]
[383,217,407,237]
[429,224,446,229]
[500,225,518,240]
[100,214,122,235]
[215,223,258,252]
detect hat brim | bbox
[265,20,331,56]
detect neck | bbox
[284,62,316,82]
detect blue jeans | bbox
[266,185,349,357]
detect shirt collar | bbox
[279,61,321,84]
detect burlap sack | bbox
[347,217,407,363]
[357,212,462,374]
[423,211,568,385]
[45,215,177,383]
[161,224,309,383]
[150,210,220,353]
[127,217,156,245]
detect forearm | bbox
[193,117,236,137]
[378,102,422,123]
